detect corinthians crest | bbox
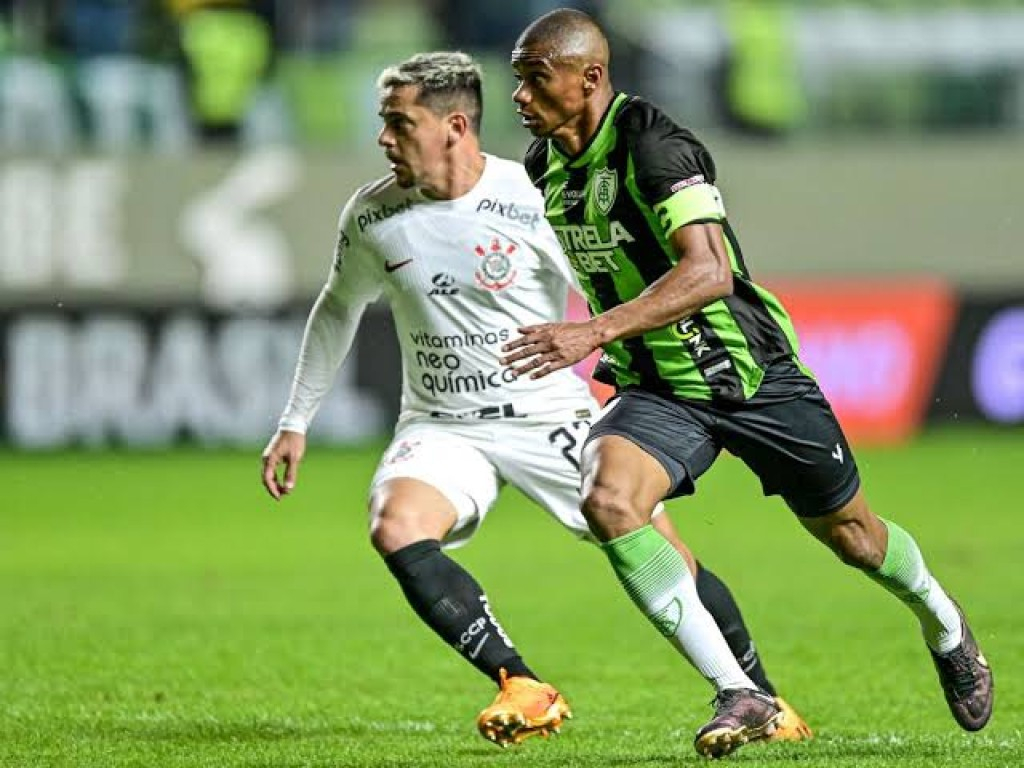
[474,237,518,291]
[592,166,618,215]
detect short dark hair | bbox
[514,8,608,66]
[377,52,483,133]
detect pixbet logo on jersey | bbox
[474,237,517,291]
[475,198,541,230]
[356,198,414,232]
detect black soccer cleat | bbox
[693,688,781,759]
[930,604,993,732]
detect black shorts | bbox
[586,382,861,518]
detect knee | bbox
[368,513,394,556]
[369,507,418,557]
[582,484,643,540]
[825,519,886,570]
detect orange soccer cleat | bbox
[476,668,572,747]
[768,696,814,741]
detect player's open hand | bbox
[501,321,600,379]
[261,430,307,500]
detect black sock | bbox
[384,540,535,684]
[695,562,776,696]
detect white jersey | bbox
[279,154,594,432]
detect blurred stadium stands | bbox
[1,1,1023,150]
[1,1,1022,447]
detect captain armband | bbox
[652,183,727,237]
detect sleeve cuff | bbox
[277,416,309,435]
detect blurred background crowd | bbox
[1,1,1021,448]
[0,0,1022,152]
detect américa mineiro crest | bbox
[592,166,618,215]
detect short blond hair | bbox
[377,51,483,133]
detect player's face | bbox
[511,52,587,139]
[377,85,450,190]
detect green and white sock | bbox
[603,525,755,692]
[866,519,962,653]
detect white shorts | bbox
[370,412,596,548]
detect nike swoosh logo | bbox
[384,258,413,273]
[468,632,491,660]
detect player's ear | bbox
[582,64,602,95]
[447,113,469,146]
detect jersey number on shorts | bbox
[547,420,591,472]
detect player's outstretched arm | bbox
[261,429,307,500]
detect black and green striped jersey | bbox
[524,92,807,403]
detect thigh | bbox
[489,417,594,541]
[717,386,862,517]
[585,389,720,499]
[370,422,501,548]
[488,412,672,544]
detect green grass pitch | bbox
[3,428,1022,767]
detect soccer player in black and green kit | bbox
[504,8,993,759]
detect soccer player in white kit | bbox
[260,51,810,748]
